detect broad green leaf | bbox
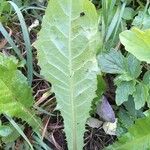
[133,83,149,110]
[98,49,125,74]
[116,97,145,137]
[118,98,137,129]
[107,115,150,150]
[120,28,150,63]
[126,54,141,79]
[98,49,141,80]
[98,49,146,108]
[118,108,134,129]
[34,0,99,149]
[115,80,136,105]
[123,97,137,117]
[116,54,141,81]
[0,54,41,131]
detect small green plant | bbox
[98,49,150,109]
[98,13,150,148]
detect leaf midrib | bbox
[68,1,77,149]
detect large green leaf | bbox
[0,54,41,131]
[98,49,125,74]
[107,115,150,150]
[98,49,141,80]
[115,81,136,105]
[34,0,99,149]
[119,28,150,63]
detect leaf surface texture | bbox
[0,54,40,131]
[120,28,150,63]
[34,0,99,149]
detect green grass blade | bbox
[0,23,24,60]
[33,133,51,150]
[111,2,126,44]
[8,1,33,86]
[139,0,150,29]
[21,6,46,12]
[5,114,34,150]
[105,6,120,42]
